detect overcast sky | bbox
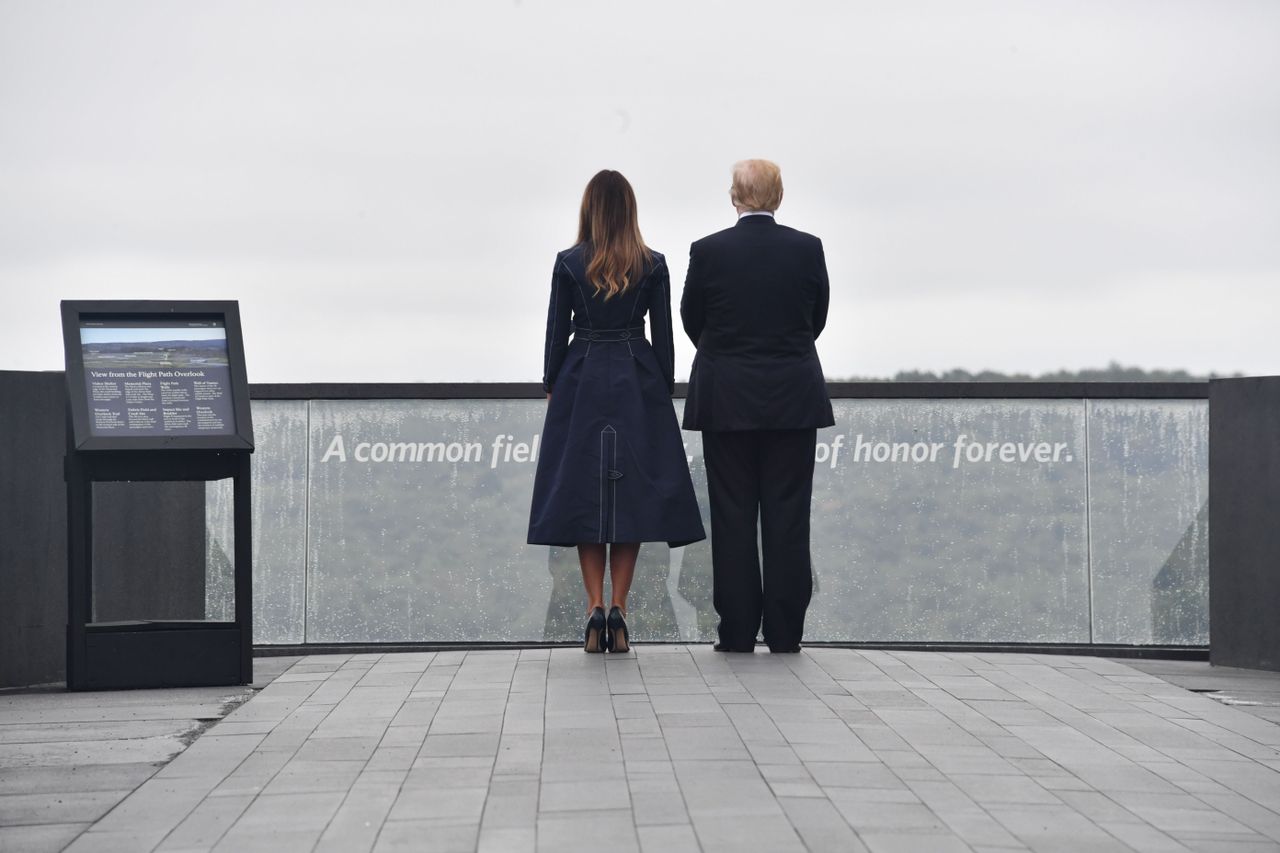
[2,1,1277,382]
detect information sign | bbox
[62,301,253,451]
[79,318,235,437]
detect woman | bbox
[528,170,706,653]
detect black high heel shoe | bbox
[606,606,630,653]
[583,607,607,653]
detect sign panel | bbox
[61,301,253,451]
[79,319,235,437]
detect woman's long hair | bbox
[577,170,652,300]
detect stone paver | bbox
[0,657,297,853]
[3,648,1280,852]
[1121,659,1280,727]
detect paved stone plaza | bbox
[3,648,1280,852]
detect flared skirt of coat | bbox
[528,339,706,547]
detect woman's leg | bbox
[608,543,641,612]
[577,543,607,612]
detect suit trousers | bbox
[702,428,817,650]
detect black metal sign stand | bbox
[64,447,253,689]
[61,300,254,691]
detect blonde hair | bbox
[730,159,784,212]
[577,170,652,300]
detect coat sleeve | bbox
[680,242,706,345]
[542,254,573,393]
[812,238,830,340]
[647,259,676,395]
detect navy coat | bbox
[528,244,706,548]
[680,215,835,431]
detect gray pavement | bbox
[0,657,296,852]
[1121,659,1280,727]
[3,648,1280,852]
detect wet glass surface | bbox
[305,400,554,642]
[806,400,1089,642]
[203,478,235,622]
[234,396,1207,645]
[224,400,310,643]
[1087,400,1209,644]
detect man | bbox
[680,159,834,653]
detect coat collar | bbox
[735,213,777,227]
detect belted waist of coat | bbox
[572,324,646,343]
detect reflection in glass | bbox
[1087,400,1209,644]
[672,432,716,641]
[93,480,234,623]
[542,544,682,642]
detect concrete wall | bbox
[1210,376,1280,672]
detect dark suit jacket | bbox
[680,215,834,431]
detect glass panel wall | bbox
[806,400,1089,642]
[306,400,551,642]
[204,478,235,622]
[252,400,309,643]
[204,400,309,642]
[1086,400,1209,645]
[236,395,1208,646]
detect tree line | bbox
[836,361,1239,382]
